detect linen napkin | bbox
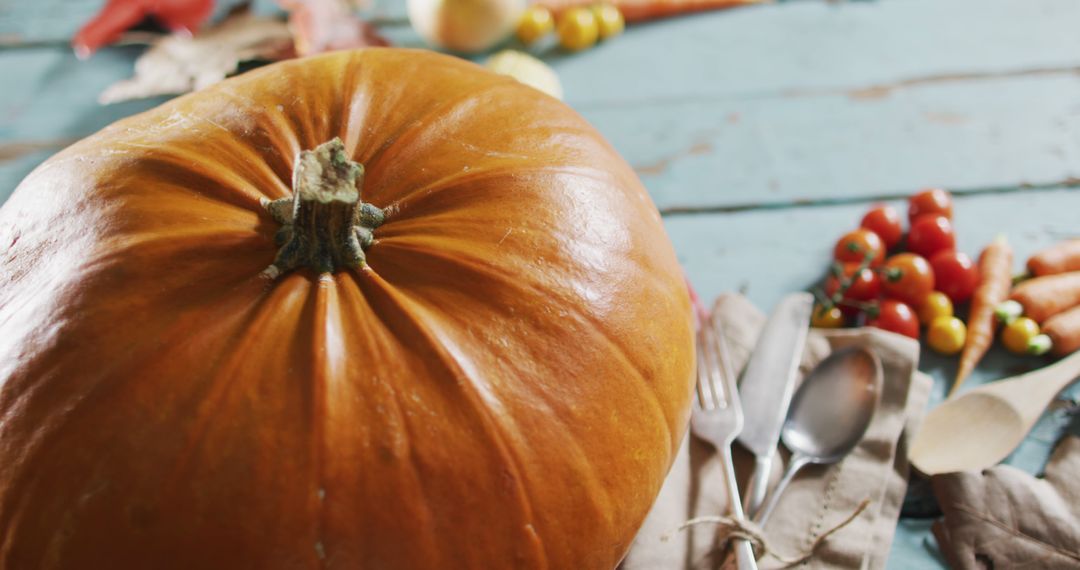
[930,435,1080,569]
[621,293,933,570]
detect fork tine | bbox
[709,314,740,412]
[699,315,726,410]
[695,327,714,409]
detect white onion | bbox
[408,0,525,53]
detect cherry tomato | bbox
[1001,317,1041,354]
[557,8,599,51]
[907,215,956,259]
[929,250,979,304]
[908,188,953,222]
[860,205,903,250]
[824,262,882,302]
[881,253,935,306]
[833,229,885,266]
[868,299,919,339]
[927,316,966,355]
[917,291,953,325]
[592,3,624,39]
[811,304,845,329]
[517,6,555,45]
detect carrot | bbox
[953,236,1013,394]
[1043,304,1080,357]
[534,0,762,23]
[1008,271,1080,323]
[1027,239,1080,277]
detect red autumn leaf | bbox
[73,0,216,58]
[279,0,389,56]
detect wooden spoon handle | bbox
[1008,350,1080,401]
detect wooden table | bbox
[2,0,1078,566]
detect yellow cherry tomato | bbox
[927,316,966,355]
[811,304,844,329]
[591,3,624,40]
[516,6,554,46]
[917,291,953,326]
[1001,317,1041,354]
[557,7,599,51]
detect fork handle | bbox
[720,447,759,570]
[733,538,758,570]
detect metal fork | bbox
[690,310,759,570]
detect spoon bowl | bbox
[910,351,1080,475]
[753,346,883,525]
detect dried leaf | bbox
[99,7,294,104]
[279,0,389,56]
[73,0,216,58]
[930,435,1080,569]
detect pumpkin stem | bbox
[260,138,384,279]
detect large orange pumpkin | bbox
[0,48,693,569]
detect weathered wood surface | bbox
[1,0,1079,567]
[6,0,1080,210]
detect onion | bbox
[486,50,562,99]
[408,0,525,53]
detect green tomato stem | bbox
[1027,334,1053,356]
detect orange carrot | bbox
[1009,271,1080,323]
[534,0,762,23]
[1043,304,1080,357]
[1027,239,1080,277]
[953,236,1013,394]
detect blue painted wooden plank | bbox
[551,0,1080,107]
[5,42,1078,209]
[583,72,1080,211]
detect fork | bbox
[690,308,759,570]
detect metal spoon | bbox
[752,346,883,525]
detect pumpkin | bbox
[0,48,693,569]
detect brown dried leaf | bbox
[99,7,295,104]
[279,0,389,56]
[930,435,1080,569]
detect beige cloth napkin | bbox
[622,293,933,570]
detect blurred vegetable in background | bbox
[486,50,563,98]
[408,0,525,52]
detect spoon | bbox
[752,346,883,525]
[910,350,1080,475]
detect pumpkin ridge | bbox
[381,163,617,219]
[363,240,677,555]
[0,271,281,567]
[98,142,279,213]
[330,273,445,567]
[355,270,550,568]
[149,281,306,498]
[309,274,340,569]
[357,79,515,199]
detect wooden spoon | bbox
[910,351,1080,475]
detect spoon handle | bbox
[752,453,812,527]
[987,350,1080,406]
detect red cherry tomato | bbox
[907,215,956,259]
[860,205,903,250]
[868,299,919,339]
[908,188,953,222]
[825,262,882,302]
[833,229,885,266]
[881,253,935,307]
[929,250,980,304]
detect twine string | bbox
[662,498,871,568]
